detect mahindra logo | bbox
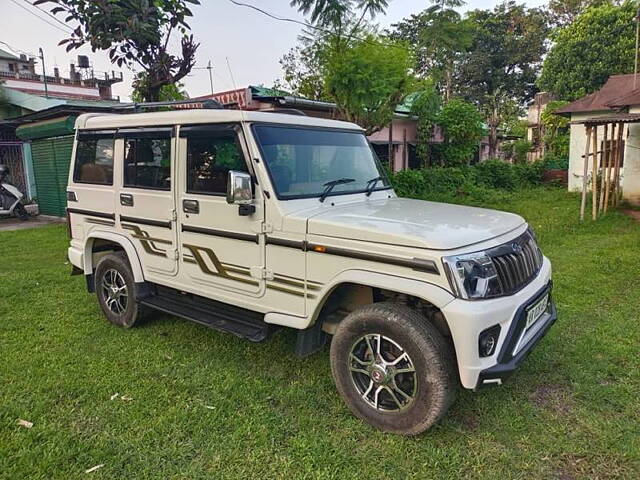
[512,242,523,254]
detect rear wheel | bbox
[95,252,145,328]
[330,302,457,435]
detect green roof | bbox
[0,48,19,60]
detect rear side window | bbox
[73,133,115,185]
[182,125,248,195]
[123,132,172,190]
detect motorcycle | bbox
[0,164,29,220]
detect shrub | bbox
[542,152,569,170]
[436,99,485,166]
[513,139,532,164]
[390,160,543,200]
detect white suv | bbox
[66,108,556,435]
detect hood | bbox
[306,197,525,250]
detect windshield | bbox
[253,125,391,200]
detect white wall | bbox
[568,111,612,191]
[623,107,640,205]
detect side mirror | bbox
[226,170,253,205]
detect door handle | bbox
[183,199,199,214]
[120,193,134,206]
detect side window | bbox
[73,135,115,185]
[123,136,172,190]
[185,129,248,195]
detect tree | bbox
[131,73,189,103]
[434,98,485,166]
[547,0,611,28]
[409,82,442,166]
[456,2,549,157]
[278,37,329,100]
[538,1,636,101]
[388,0,472,100]
[34,0,200,102]
[323,35,413,134]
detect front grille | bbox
[489,230,543,295]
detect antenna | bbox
[226,56,248,121]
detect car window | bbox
[185,130,248,195]
[124,137,172,190]
[73,136,114,185]
[253,125,390,200]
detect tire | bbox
[330,302,457,435]
[94,251,145,328]
[14,203,28,221]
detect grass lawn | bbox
[1,188,639,479]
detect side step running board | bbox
[141,285,273,342]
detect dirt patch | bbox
[554,454,631,480]
[529,383,574,415]
[622,209,640,222]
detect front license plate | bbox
[526,293,549,330]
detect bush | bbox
[513,139,532,164]
[542,153,569,170]
[390,160,544,200]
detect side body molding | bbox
[84,231,145,283]
[265,269,455,330]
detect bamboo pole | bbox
[604,122,615,212]
[580,126,592,221]
[599,123,608,212]
[592,124,599,220]
[613,123,624,206]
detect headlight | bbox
[443,252,503,300]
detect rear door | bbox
[116,127,178,277]
[176,124,264,297]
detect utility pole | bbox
[38,47,48,98]
[206,60,214,96]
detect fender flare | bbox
[84,231,145,283]
[265,269,456,330]
[310,270,455,323]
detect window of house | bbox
[123,132,172,190]
[183,126,248,195]
[73,134,115,185]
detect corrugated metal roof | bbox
[572,113,640,125]
[556,74,640,115]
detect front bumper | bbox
[441,257,555,389]
[475,284,556,389]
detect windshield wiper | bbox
[319,178,355,202]
[365,176,384,197]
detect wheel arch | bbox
[83,232,144,283]
[310,269,455,325]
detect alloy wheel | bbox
[348,334,417,412]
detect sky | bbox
[2,0,546,102]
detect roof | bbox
[572,113,640,125]
[75,109,363,131]
[556,74,640,116]
[0,48,19,60]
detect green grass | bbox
[1,188,639,479]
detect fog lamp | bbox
[479,325,501,357]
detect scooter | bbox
[0,164,29,220]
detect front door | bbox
[116,127,178,277]
[176,124,264,297]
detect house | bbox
[196,86,510,171]
[555,74,640,205]
[0,50,123,216]
[526,92,555,162]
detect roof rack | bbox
[267,108,308,116]
[113,98,224,112]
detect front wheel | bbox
[95,252,145,328]
[330,303,457,435]
[14,203,28,220]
